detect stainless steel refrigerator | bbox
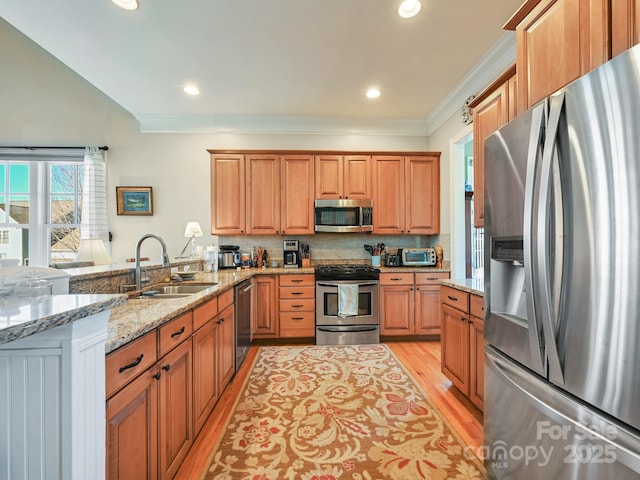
[484,44,640,478]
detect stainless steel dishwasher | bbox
[234,279,254,370]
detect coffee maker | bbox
[218,245,240,269]
[283,240,300,269]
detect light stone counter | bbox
[0,294,127,345]
[441,277,485,296]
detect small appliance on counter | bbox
[401,248,436,267]
[283,240,300,268]
[218,245,240,269]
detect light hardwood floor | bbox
[174,341,483,480]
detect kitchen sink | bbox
[136,283,218,300]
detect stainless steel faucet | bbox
[135,234,170,290]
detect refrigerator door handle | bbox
[538,92,566,385]
[487,347,640,474]
[523,102,547,375]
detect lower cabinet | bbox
[252,275,279,338]
[380,272,449,336]
[440,285,484,411]
[106,290,236,480]
[279,274,315,337]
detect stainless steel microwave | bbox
[314,199,373,233]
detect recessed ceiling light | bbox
[112,0,138,10]
[398,0,421,18]
[366,88,381,99]
[183,85,200,96]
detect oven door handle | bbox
[316,326,379,333]
[316,282,378,288]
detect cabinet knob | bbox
[162,364,171,372]
[153,373,161,380]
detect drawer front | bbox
[217,288,234,311]
[414,271,450,285]
[470,294,484,319]
[279,298,315,312]
[106,330,157,398]
[440,285,470,312]
[380,272,414,285]
[279,311,315,337]
[279,274,315,287]
[159,311,193,357]
[193,296,218,331]
[279,286,315,299]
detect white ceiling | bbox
[0,0,523,136]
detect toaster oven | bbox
[401,248,436,266]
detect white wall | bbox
[2,18,444,263]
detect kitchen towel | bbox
[338,283,359,317]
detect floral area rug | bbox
[201,345,485,480]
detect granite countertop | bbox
[0,294,127,346]
[378,266,451,273]
[441,277,485,296]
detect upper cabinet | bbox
[281,155,315,235]
[505,0,610,111]
[246,154,281,235]
[372,154,440,235]
[612,0,640,57]
[470,67,515,228]
[315,154,372,199]
[211,154,245,235]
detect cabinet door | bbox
[469,315,485,411]
[343,155,372,199]
[405,155,440,234]
[380,286,414,335]
[192,320,218,436]
[612,0,640,56]
[106,368,158,480]
[158,338,193,480]
[473,82,509,228]
[246,154,280,235]
[516,0,609,112]
[415,284,441,335]
[372,155,405,234]
[315,154,343,199]
[252,275,278,338]
[211,154,245,235]
[281,154,315,234]
[440,303,470,396]
[216,304,236,391]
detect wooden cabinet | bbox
[210,154,245,235]
[278,274,315,337]
[158,336,193,480]
[508,0,609,112]
[315,154,372,199]
[440,285,484,411]
[106,332,159,480]
[246,154,281,235]
[373,155,440,234]
[380,272,449,336]
[281,154,315,234]
[106,290,236,480]
[470,68,513,228]
[252,275,279,338]
[612,0,640,56]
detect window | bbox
[0,152,85,266]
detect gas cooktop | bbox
[315,264,380,281]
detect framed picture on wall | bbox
[116,186,153,215]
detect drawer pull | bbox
[291,317,304,321]
[447,295,458,301]
[291,279,304,283]
[171,326,186,338]
[162,364,171,371]
[390,277,403,281]
[292,304,304,308]
[426,277,437,281]
[291,292,304,295]
[119,354,144,373]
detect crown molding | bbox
[425,32,516,135]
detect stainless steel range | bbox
[315,264,380,345]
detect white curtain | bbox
[75,147,112,264]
